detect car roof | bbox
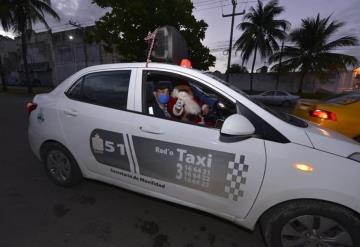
[80,62,199,73]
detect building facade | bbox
[0,26,121,86]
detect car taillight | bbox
[27,102,37,116]
[309,109,337,121]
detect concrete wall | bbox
[215,71,354,93]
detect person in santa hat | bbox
[168,82,209,124]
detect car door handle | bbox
[139,126,164,135]
[63,109,79,117]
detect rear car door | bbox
[121,68,266,219]
[57,68,140,184]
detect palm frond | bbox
[322,36,358,51]
[30,0,60,21]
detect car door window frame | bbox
[139,69,238,129]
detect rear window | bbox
[325,93,360,105]
[66,70,131,110]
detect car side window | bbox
[66,77,83,100]
[66,70,131,110]
[276,91,287,96]
[263,91,274,96]
[142,71,237,129]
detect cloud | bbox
[333,1,360,65]
[34,0,109,32]
[53,0,80,16]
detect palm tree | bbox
[0,0,60,94]
[0,1,14,92]
[234,0,289,92]
[270,14,358,94]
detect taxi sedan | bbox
[293,92,360,142]
[28,63,360,247]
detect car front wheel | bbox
[42,142,83,187]
[261,200,360,247]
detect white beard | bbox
[172,88,201,115]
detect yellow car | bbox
[293,92,360,142]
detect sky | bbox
[1,0,359,72]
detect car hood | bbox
[305,122,360,157]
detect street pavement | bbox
[0,94,265,247]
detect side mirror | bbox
[220,114,255,142]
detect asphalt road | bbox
[0,94,265,247]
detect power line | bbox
[194,0,256,12]
[194,2,232,11]
[193,0,227,8]
[193,0,223,4]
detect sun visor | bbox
[151,26,189,65]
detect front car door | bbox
[122,68,266,220]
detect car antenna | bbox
[144,27,159,68]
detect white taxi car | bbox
[28,62,360,247]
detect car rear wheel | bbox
[42,142,83,187]
[261,200,360,247]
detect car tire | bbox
[261,200,360,247]
[282,100,291,107]
[42,142,83,187]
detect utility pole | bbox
[68,20,88,67]
[223,0,245,82]
[275,39,285,90]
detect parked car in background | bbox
[293,92,360,142]
[251,90,299,106]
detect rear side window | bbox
[263,91,275,96]
[66,70,131,110]
[276,91,287,96]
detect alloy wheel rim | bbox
[47,150,71,182]
[281,215,353,247]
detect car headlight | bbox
[348,153,360,163]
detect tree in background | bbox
[0,1,14,92]
[270,14,358,94]
[226,64,248,74]
[0,0,60,94]
[234,0,289,92]
[90,0,215,70]
[0,35,7,92]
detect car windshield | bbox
[204,73,308,128]
[325,92,360,105]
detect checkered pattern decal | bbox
[224,154,249,201]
